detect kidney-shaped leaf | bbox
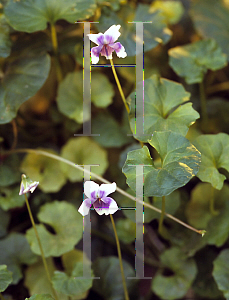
[193,133,229,190]
[122,131,201,197]
[26,201,83,257]
[190,0,229,59]
[61,137,108,182]
[0,54,50,124]
[213,249,229,300]
[128,75,199,142]
[0,233,37,284]
[0,15,12,58]
[169,39,227,84]
[4,0,96,32]
[20,149,67,193]
[0,265,12,292]
[152,247,197,300]
[52,262,93,297]
[97,4,172,57]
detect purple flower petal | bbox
[110,42,127,58]
[100,44,114,59]
[91,45,103,64]
[99,182,116,197]
[93,196,118,215]
[87,32,104,46]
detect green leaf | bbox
[213,249,229,300]
[20,149,67,193]
[0,233,37,284]
[92,113,132,148]
[97,4,172,57]
[0,15,12,58]
[25,295,55,300]
[115,218,136,244]
[190,0,229,59]
[0,265,12,292]
[0,54,51,124]
[26,201,83,257]
[186,183,229,228]
[193,133,229,190]
[60,137,108,182]
[92,256,137,300]
[0,185,25,210]
[4,0,96,32]
[0,154,21,187]
[0,208,10,238]
[128,75,199,142]
[52,262,93,296]
[122,131,201,197]
[169,39,227,84]
[152,247,197,300]
[57,72,114,123]
[150,0,184,24]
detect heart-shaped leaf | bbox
[0,265,12,292]
[25,294,55,300]
[128,75,199,142]
[26,201,83,257]
[0,54,51,124]
[152,247,197,300]
[122,131,201,197]
[190,0,229,59]
[0,185,25,211]
[0,154,21,187]
[193,133,229,190]
[4,0,96,32]
[97,4,172,57]
[57,71,114,123]
[169,39,227,84]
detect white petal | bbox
[105,198,119,215]
[87,33,104,45]
[116,46,127,58]
[84,181,99,198]
[104,25,121,44]
[99,182,116,197]
[78,199,91,216]
[91,52,100,64]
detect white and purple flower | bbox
[88,25,127,64]
[19,174,39,195]
[78,181,119,216]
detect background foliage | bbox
[1,0,229,299]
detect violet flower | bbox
[19,174,39,195]
[88,25,127,64]
[78,181,119,216]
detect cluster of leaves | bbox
[1,0,229,299]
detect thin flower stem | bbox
[199,81,208,129]
[11,119,18,150]
[209,186,219,215]
[50,23,63,82]
[158,196,165,235]
[0,293,6,300]
[24,193,59,300]
[5,148,204,235]
[110,214,129,300]
[110,58,130,114]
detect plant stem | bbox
[24,194,59,300]
[158,196,165,235]
[11,119,18,150]
[0,293,6,300]
[209,186,219,215]
[5,148,204,236]
[199,81,208,129]
[50,23,63,82]
[110,58,130,114]
[110,214,129,300]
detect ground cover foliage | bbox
[1,0,229,299]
